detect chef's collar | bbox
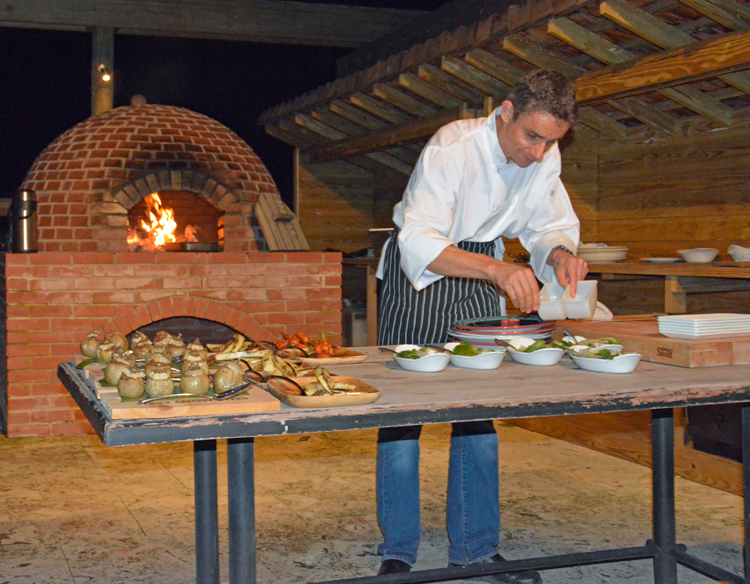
[487,106,509,168]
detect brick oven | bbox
[0,104,342,437]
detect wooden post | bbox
[664,275,687,314]
[91,27,114,116]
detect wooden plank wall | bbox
[597,125,750,259]
[297,161,374,253]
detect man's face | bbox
[496,101,571,168]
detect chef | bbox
[375,70,588,584]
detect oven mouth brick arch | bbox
[100,295,274,343]
[111,170,237,212]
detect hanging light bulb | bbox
[98,64,112,82]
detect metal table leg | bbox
[742,405,750,579]
[652,409,678,584]
[194,440,220,584]
[228,437,256,584]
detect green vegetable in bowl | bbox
[585,347,617,360]
[452,341,486,357]
[523,340,548,353]
[397,347,439,360]
[550,339,573,349]
[580,337,619,347]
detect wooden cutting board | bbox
[76,358,281,419]
[562,320,750,368]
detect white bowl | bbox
[443,342,460,352]
[506,337,537,351]
[677,248,719,263]
[563,280,598,319]
[571,344,624,356]
[538,283,566,321]
[508,347,563,366]
[395,344,421,353]
[450,350,505,370]
[570,353,642,374]
[728,245,750,262]
[394,352,450,372]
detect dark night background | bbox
[0,0,449,211]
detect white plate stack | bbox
[576,244,628,263]
[658,313,750,340]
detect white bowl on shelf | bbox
[563,280,598,319]
[394,352,450,372]
[677,248,719,263]
[508,347,563,366]
[450,350,505,370]
[538,283,566,321]
[570,353,642,374]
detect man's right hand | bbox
[489,262,540,314]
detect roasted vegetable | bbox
[452,341,486,356]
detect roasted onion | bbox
[80,331,100,359]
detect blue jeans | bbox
[376,421,500,566]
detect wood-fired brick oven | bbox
[0,104,342,438]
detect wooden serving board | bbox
[266,376,380,408]
[561,320,750,368]
[295,348,368,367]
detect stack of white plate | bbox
[577,244,628,263]
[658,313,750,340]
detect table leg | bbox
[652,409,678,584]
[194,440,220,584]
[228,437,256,584]
[742,405,750,579]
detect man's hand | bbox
[489,262,540,314]
[549,248,588,296]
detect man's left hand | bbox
[549,248,588,296]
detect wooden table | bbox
[587,261,750,313]
[58,347,750,584]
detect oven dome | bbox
[21,104,279,252]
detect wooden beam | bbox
[350,93,413,125]
[678,0,750,30]
[600,0,750,96]
[441,57,511,98]
[464,49,525,86]
[300,105,469,165]
[573,29,750,104]
[398,73,465,109]
[372,84,438,118]
[0,0,424,48]
[418,64,486,105]
[91,27,114,116]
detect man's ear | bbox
[499,100,514,123]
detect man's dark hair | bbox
[506,70,578,124]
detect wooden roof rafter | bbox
[261,0,750,171]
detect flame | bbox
[127,193,198,251]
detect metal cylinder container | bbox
[10,189,37,253]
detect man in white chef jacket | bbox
[375,70,588,584]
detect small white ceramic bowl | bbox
[570,353,642,374]
[573,344,624,356]
[563,280,598,319]
[507,337,537,351]
[395,344,421,353]
[677,248,719,263]
[508,347,564,366]
[728,245,750,262]
[538,283,566,321]
[394,352,450,372]
[450,350,505,370]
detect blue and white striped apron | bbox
[377,228,503,345]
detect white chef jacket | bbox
[378,106,580,291]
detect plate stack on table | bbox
[576,244,628,263]
[447,316,556,349]
[658,313,750,340]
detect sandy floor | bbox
[0,423,743,584]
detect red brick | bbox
[51,343,79,356]
[268,312,305,325]
[8,396,53,410]
[183,296,197,317]
[113,315,130,333]
[115,253,157,264]
[8,369,51,383]
[286,252,322,263]
[226,289,267,302]
[325,276,343,287]
[136,265,179,277]
[4,254,30,266]
[114,277,162,290]
[156,252,203,264]
[168,296,181,317]
[31,409,75,423]
[73,277,117,290]
[6,291,50,304]
[323,252,343,263]
[51,318,94,331]
[92,265,135,277]
[286,300,324,312]
[51,421,94,436]
[29,278,74,291]
[75,253,115,264]
[307,288,339,300]
[5,266,50,278]
[7,331,30,344]
[74,304,117,317]
[9,424,52,437]
[136,304,151,325]
[163,277,202,289]
[7,344,50,357]
[7,384,31,397]
[7,317,50,331]
[48,265,93,278]
[247,253,285,264]
[194,296,209,318]
[208,253,250,264]
[134,291,173,305]
[28,356,72,369]
[29,253,71,265]
[324,298,343,311]
[93,291,135,304]
[7,411,31,425]
[306,312,341,326]
[28,305,73,318]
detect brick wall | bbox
[21,104,280,253]
[2,251,342,437]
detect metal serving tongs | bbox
[138,370,274,404]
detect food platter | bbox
[266,376,381,408]
[283,348,368,367]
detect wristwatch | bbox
[546,244,575,265]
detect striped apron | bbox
[377,228,503,345]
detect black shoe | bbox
[450,553,542,584]
[378,559,412,575]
